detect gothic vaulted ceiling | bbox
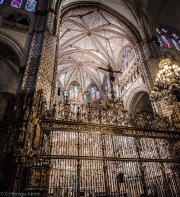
[57,0,180,36]
[57,7,137,92]
[55,0,180,93]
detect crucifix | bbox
[99,64,121,100]
[99,64,121,82]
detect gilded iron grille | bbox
[39,122,180,197]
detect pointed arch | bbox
[0,30,27,67]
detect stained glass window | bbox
[10,0,23,8]
[120,48,135,72]
[171,38,180,51]
[105,79,111,97]
[157,36,163,47]
[156,28,161,34]
[161,35,171,48]
[96,91,100,99]
[172,33,179,39]
[68,83,82,100]
[0,0,4,4]
[161,28,168,33]
[156,27,180,51]
[90,86,100,100]
[25,0,37,12]
[91,87,96,100]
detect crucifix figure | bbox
[99,64,121,82]
[99,64,121,100]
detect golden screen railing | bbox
[0,90,180,197]
[39,121,180,197]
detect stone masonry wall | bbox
[21,12,58,108]
[35,12,57,107]
[22,14,47,91]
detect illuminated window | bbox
[96,91,100,99]
[157,36,163,47]
[105,79,111,97]
[161,28,168,33]
[25,0,37,12]
[10,0,23,8]
[120,48,135,72]
[156,27,180,51]
[171,38,180,51]
[91,86,96,100]
[68,83,82,100]
[0,0,4,4]
[172,33,179,39]
[90,86,100,100]
[156,28,161,34]
[56,81,61,96]
[161,35,171,48]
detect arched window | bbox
[120,48,135,72]
[91,86,96,100]
[68,83,82,100]
[56,81,60,96]
[156,27,180,51]
[105,79,111,97]
[90,86,100,100]
[9,0,37,12]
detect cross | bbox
[98,64,121,82]
[99,64,121,100]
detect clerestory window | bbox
[156,27,180,51]
[0,0,37,12]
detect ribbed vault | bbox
[57,7,137,93]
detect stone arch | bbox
[125,86,149,110]
[0,30,27,67]
[66,81,81,92]
[118,44,136,58]
[127,87,153,115]
[0,42,20,93]
[0,37,25,120]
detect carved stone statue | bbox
[33,117,41,149]
[18,122,26,145]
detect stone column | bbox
[34,12,59,107]
[22,12,47,92]
[138,39,164,115]
[22,10,59,108]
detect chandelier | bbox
[151,58,180,104]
